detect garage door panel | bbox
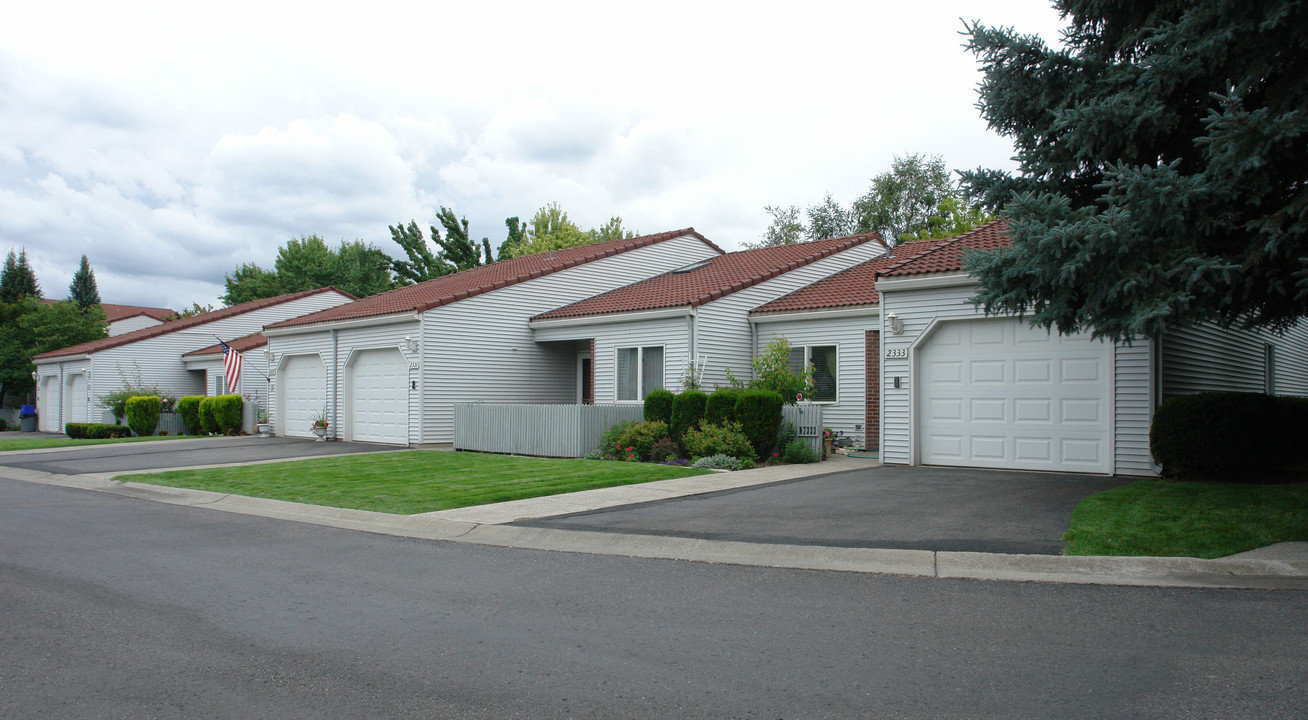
[920,318,1112,473]
[68,375,87,424]
[280,355,325,439]
[40,377,60,432]
[349,349,408,445]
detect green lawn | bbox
[1064,480,1308,558]
[125,451,713,514]
[0,434,191,452]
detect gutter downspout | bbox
[331,328,339,441]
[687,309,696,389]
[750,317,758,384]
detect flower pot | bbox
[256,422,272,438]
[312,426,327,442]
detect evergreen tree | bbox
[68,255,101,309]
[0,248,41,302]
[961,2,1308,341]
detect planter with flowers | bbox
[311,410,329,441]
[256,408,272,437]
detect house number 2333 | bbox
[884,347,909,359]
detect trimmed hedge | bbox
[643,389,675,425]
[670,391,708,448]
[198,397,217,434]
[125,395,162,437]
[683,420,756,461]
[736,389,784,460]
[65,422,132,439]
[198,394,244,435]
[1150,391,1308,479]
[176,396,204,435]
[705,389,740,425]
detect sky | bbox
[0,0,1067,311]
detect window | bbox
[616,346,664,401]
[213,373,227,396]
[788,344,838,402]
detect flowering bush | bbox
[617,420,670,462]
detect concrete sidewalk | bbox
[1,456,1305,590]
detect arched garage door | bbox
[279,355,326,439]
[917,318,1112,474]
[347,348,409,445]
[39,375,61,432]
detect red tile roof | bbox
[880,219,1011,277]
[182,333,268,358]
[32,288,352,361]
[265,229,723,330]
[40,300,176,322]
[532,233,881,321]
[750,239,953,314]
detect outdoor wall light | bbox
[403,335,418,353]
[886,310,904,335]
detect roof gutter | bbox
[33,353,90,365]
[750,305,881,324]
[528,306,694,330]
[874,271,974,293]
[263,311,421,337]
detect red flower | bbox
[626,446,633,452]
[772,452,779,457]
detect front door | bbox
[578,353,593,405]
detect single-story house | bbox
[527,233,888,405]
[41,300,177,336]
[182,333,270,400]
[33,288,354,432]
[866,219,1308,476]
[260,229,725,444]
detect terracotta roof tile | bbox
[40,300,177,322]
[532,233,881,321]
[750,239,953,314]
[880,219,1011,277]
[265,228,723,330]
[182,333,268,358]
[33,288,352,361]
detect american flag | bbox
[220,339,242,393]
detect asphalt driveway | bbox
[518,464,1135,555]
[0,436,396,475]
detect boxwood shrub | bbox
[643,389,674,425]
[705,389,740,425]
[735,389,784,460]
[1150,391,1308,479]
[124,395,162,437]
[65,422,132,439]
[670,390,707,447]
[210,394,243,435]
[176,396,204,435]
[197,397,217,434]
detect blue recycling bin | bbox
[19,404,36,432]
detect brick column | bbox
[865,330,880,450]
[587,338,596,405]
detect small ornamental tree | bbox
[725,337,812,405]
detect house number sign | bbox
[884,347,909,359]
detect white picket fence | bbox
[454,404,646,457]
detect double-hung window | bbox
[616,346,664,401]
[787,344,838,402]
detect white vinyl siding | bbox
[419,234,720,443]
[108,315,164,336]
[754,314,874,443]
[542,316,692,403]
[1114,339,1156,476]
[1161,320,1308,399]
[694,241,885,391]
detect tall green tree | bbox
[389,208,496,286]
[0,249,41,302]
[497,217,527,260]
[389,221,443,285]
[749,205,805,249]
[500,203,637,258]
[961,2,1308,341]
[68,255,101,309]
[0,298,107,406]
[223,236,396,305]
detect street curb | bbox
[3,466,1305,590]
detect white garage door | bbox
[348,349,409,445]
[39,375,60,432]
[918,318,1112,473]
[279,355,326,439]
[67,374,88,424]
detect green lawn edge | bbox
[1063,479,1308,558]
[0,434,194,452]
[126,450,714,515]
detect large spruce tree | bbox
[961,2,1308,341]
[69,254,101,309]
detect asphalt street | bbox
[2,478,1304,719]
[0,435,392,475]
[520,464,1133,554]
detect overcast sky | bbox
[0,1,1065,311]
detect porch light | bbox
[886,310,904,335]
[403,335,418,353]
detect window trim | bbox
[614,344,667,403]
[788,343,839,404]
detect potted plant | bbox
[310,410,329,441]
[256,408,272,438]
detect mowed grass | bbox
[1063,480,1308,558]
[126,450,713,514]
[0,434,190,452]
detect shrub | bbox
[705,389,740,425]
[211,394,243,435]
[683,420,756,461]
[583,448,605,460]
[65,422,132,439]
[616,420,670,462]
[643,389,675,425]
[1151,391,1308,479]
[648,437,678,463]
[198,397,218,434]
[176,396,204,435]
[124,395,162,437]
[0,418,6,431]
[690,454,744,471]
[598,420,638,460]
[670,391,708,447]
[736,389,784,460]
[782,438,819,464]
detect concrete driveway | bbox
[518,464,1135,555]
[0,436,396,476]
